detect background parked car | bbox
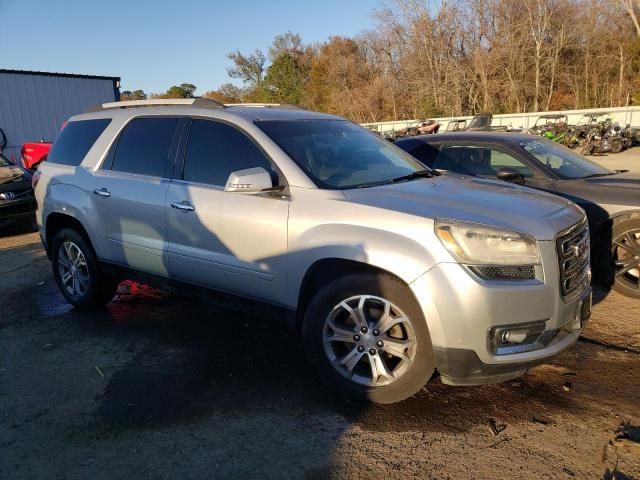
[0,151,36,229]
[395,132,640,299]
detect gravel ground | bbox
[0,225,638,480]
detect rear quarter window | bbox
[47,119,111,166]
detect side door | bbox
[165,118,289,305]
[91,116,182,276]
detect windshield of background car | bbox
[256,120,427,189]
[520,139,613,179]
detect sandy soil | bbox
[0,226,638,480]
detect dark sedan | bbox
[0,152,36,229]
[395,132,640,299]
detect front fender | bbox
[285,223,441,307]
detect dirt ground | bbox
[0,225,638,480]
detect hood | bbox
[582,170,640,189]
[0,164,31,190]
[551,171,640,209]
[344,175,584,241]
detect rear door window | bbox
[47,119,111,166]
[111,117,180,177]
[182,119,273,186]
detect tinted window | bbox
[47,119,111,166]
[257,120,425,189]
[406,143,440,168]
[111,117,180,177]
[183,120,272,186]
[435,146,535,178]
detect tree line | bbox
[123,0,640,123]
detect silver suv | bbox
[35,99,592,403]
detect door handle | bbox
[93,188,111,198]
[171,201,195,212]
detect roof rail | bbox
[224,103,304,110]
[86,97,224,112]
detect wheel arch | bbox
[45,212,93,257]
[295,258,421,331]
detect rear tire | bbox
[610,219,640,299]
[51,228,118,308]
[609,137,624,154]
[302,273,434,404]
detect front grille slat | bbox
[556,219,591,298]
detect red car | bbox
[21,141,52,170]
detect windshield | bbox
[256,120,427,189]
[520,139,614,179]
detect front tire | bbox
[611,219,640,299]
[302,273,434,404]
[51,228,118,307]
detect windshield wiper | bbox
[387,170,434,184]
[581,172,616,179]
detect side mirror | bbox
[495,167,525,185]
[224,167,274,193]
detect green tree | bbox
[264,52,305,104]
[161,83,197,98]
[120,89,146,100]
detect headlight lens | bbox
[435,219,541,267]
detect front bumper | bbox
[410,239,591,386]
[0,197,36,221]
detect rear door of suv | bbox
[91,116,183,276]
[165,118,289,304]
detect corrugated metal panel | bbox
[0,72,118,161]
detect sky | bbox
[0,0,381,95]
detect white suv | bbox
[35,99,592,403]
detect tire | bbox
[609,137,624,154]
[581,142,594,156]
[302,273,435,404]
[610,219,640,299]
[51,228,118,307]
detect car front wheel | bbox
[611,219,640,299]
[302,273,434,404]
[51,228,118,307]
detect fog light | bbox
[489,321,547,355]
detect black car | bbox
[0,152,36,228]
[395,132,640,299]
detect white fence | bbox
[362,106,640,134]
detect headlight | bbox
[435,219,541,280]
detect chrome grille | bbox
[556,219,590,297]
[0,188,32,201]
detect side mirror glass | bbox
[224,167,274,193]
[496,167,525,185]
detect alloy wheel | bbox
[322,295,417,387]
[612,228,640,291]
[57,241,90,298]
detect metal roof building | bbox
[0,69,120,161]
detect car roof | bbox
[394,131,539,147]
[224,106,341,122]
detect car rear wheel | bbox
[51,228,118,307]
[611,219,640,299]
[302,273,434,404]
